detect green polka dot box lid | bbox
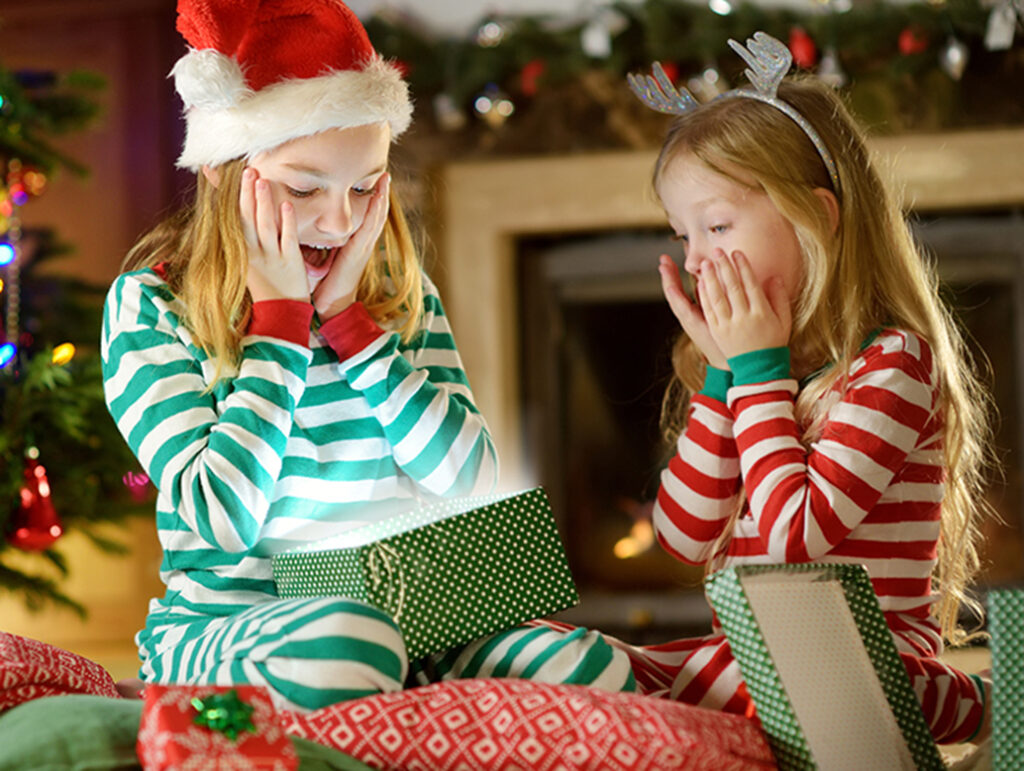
[271,487,579,660]
[990,588,1024,771]
[706,563,945,771]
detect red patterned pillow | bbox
[281,678,776,771]
[0,631,121,713]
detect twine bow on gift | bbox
[191,689,257,741]
[366,541,407,623]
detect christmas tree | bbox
[1,58,150,615]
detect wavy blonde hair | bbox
[123,158,424,384]
[655,76,995,645]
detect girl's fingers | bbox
[713,250,749,314]
[733,251,768,312]
[279,201,301,259]
[363,174,391,247]
[658,255,692,324]
[239,168,259,246]
[698,260,726,325]
[344,174,391,266]
[254,179,280,255]
[765,275,792,334]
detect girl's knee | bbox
[465,625,636,693]
[255,597,410,710]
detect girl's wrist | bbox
[727,346,791,386]
[319,301,384,360]
[699,365,733,402]
[248,299,314,345]
[316,292,357,321]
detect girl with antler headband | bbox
[626,33,992,745]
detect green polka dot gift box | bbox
[990,589,1024,771]
[706,563,945,771]
[271,487,579,660]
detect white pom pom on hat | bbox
[171,48,248,110]
[172,0,413,171]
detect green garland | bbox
[367,0,1022,156]
[1,56,147,616]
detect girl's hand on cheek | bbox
[314,173,391,320]
[700,250,791,359]
[658,254,728,370]
[240,168,310,303]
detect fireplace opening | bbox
[520,212,1024,641]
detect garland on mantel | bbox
[367,0,1023,159]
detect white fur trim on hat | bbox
[172,49,413,170]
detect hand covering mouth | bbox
[691,277,703,311]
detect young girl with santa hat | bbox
[101,0,635,712]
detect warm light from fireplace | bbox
[614,519,654,559]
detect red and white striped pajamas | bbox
[633,329,984,744]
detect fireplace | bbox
[430,130,1024,640]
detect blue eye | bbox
[285,186,316,198]
[711,224,729,234]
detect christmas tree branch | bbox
[0,562,86,618]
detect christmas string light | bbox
[51,342,76,366]
[1,196,20,370]
[2,157,26,370]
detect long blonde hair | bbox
[123,158,424,384]
[655,76,994,645]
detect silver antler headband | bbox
[628,31,841,196]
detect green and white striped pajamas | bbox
[102,267,633,711]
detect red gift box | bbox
[137,684,298,771]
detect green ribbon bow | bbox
[190,689,257,741]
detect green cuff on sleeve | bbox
[727,347,791,386]
[698,365,733,402]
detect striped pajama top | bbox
[101,267,497,638]
[653,329,948,656]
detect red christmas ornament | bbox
[788,27,818,69]
[898,26,929,56]
[8,454,64,551]
[519,59,546,97]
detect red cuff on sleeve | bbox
[319,302,385,360]
[248,300,315,346]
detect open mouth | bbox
[300,244,341,279]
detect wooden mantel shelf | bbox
[431,128,1024,487]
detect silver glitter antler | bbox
[626,61,698,116]
[627,31,841,195]
[727,31,792,98]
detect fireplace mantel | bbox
[429,128,1024,488]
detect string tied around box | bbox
[366,541,407,623]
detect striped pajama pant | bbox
[604,628,985,745]
[138,597,636,712]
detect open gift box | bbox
[272,487,579,659]
[706,563,946,771]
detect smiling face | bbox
[656,153,805,305]
[247,122,390,292]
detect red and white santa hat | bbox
[171,0,413,171]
